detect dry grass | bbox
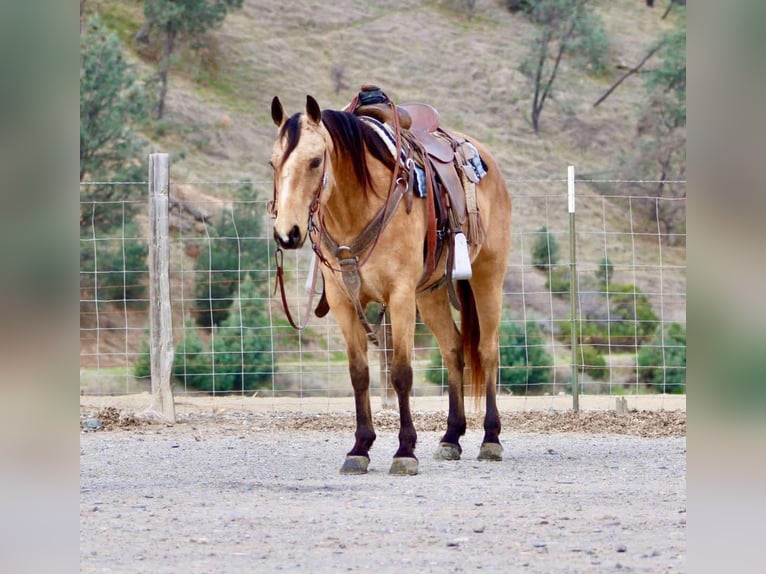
[85,0,685,372]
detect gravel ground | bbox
[80,409,686,573]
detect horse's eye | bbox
[309,157,322,169]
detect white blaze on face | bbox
[274,166,296,244]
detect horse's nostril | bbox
[275,225,302,249]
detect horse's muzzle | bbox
[274,224,303,249]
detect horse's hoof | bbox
[340,455,369,475]
[477,442,504,461]
[433,442,462,461]
[389,457,419,476]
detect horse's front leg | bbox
[387,292,419,476]
[332,299,376,475]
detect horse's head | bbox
[269,95,329,249]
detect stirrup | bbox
[452,231,472,280]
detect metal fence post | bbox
[568,166,580,412]
[144,153,176,423]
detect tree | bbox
[531,226,561,271]
[519,0,609,132]
[80,16,153,232]
[637,322,686,394]
[629,7,686,243]
[80,17,153,311]
[141,0,244,118]
[191,180,269,328]
[645,7,686,130]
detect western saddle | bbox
[348,85,486,289]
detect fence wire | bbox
[80,177,686,408]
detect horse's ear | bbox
[306,95,322,125]
[271,96,285,127]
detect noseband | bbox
[270,150,328,331]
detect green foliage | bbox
[646,7,686,128]
[425,348,448,386]
[596,256,614,285]
[191,181,269,327]
[173,318,216,390]
[545,267,570,295]
[519,0,610,131]
[503,0,535,13]
[561,282,659,352]
[143,0,244,39]
[625,8,685,242]
[80,16,154,232]
[136,277,275,393]
[191,234,239,328]
[637,322,686,393]
[579,344,607,380]
[498,320,554,395]
[531,226,561,271]
[142,0,243,117]
[425,320,554,393]
[208,277,274,393]
[80,223,148,309]
[133,337,152,381]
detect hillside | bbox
[91,0,679,182]
[81,0,686,390]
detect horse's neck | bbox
[321,159,383,244]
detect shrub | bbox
[561,282,659,352]
[596,256,614,285]
[579,345,608,380]
[426,320,554,395]
[209,277,274,393]
[531,226,561,271]
[498,320,554,395]
[190,238,239,328]
[80,223,148,309]
[173,319,218,391]
[135,277,275,393]
[637,323,686,393]
[545,266,570,296]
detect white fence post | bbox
[142,153,176,423]
[568,165,580,413]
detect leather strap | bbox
[273,246,320,330]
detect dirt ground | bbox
[80,396,685,573]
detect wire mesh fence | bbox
[79,173,685,408]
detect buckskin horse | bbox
[268,87,511,475]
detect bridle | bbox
[269,149,328,331]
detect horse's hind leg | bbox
[470,261,506,461]
[331,299,376,475]
[417,288,466,461]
